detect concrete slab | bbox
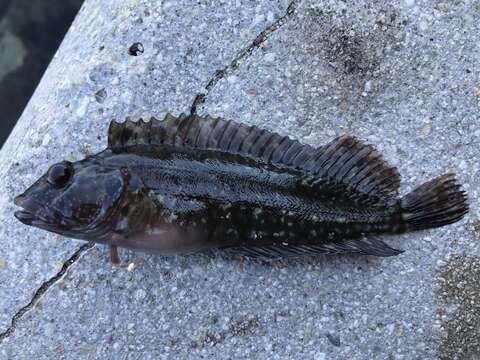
[0,0,291,347]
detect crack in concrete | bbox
[0,242,94,343]
[0,0,302,346]
[189,0,302,115]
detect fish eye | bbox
[47,162,73,188]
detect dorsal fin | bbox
[108,114,400,202]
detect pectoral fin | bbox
[110,245,121,265]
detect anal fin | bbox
[221,237,403,260]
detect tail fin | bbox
[400,173,468,231]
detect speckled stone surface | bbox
[0,0,479,359]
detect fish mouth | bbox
[14,209,37,225]
[14,194,34,225]
[14,194,54,227]
[13,192,114,237]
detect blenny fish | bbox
[14,114,468,263]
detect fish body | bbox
[14,114,468,261]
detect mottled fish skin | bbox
[99,147,399,250]
[14,114,469,261]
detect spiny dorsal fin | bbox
[108,114,189,148]
[108,114,400,202]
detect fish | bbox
[14,114,469,264]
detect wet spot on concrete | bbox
[436,255,480,359]
[295,6,408,114]
[305,8,405,76]
[191,315,259,348]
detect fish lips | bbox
[14,210,37,225]
[14,194,50,227]
[14,194,30,223]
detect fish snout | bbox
[13,194,41,225]
[14,193,26,207]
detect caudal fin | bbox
[400,173,468,231]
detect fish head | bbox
[14,159,132,240]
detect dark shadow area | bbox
[0,0,84,147]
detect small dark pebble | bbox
[95,88,107,103]
[326,332,341,347]
[128,42,144,56]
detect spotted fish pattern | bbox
[14,114,468,262]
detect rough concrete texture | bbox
[0,0,479,359]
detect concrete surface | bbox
[0,0,479,359]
